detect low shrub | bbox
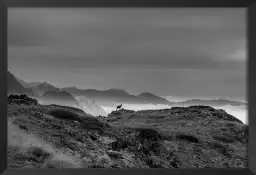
[208,140,231,157]
[48,108,104,133]
[136,128,162,141]
[212,135,236,143]
[47,109,81,122]
[224,122,237,128]
[8,94,38,105]
[111,138,128,151]
[177,134,199,143]
[27,146,51,160]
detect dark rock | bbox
[18,125,28,132]
[212,135,236,143]
[63,139,78,151]
[136,128,162,141]
[208,141,231,157]
[8,94,38,105]
[27,147,51,161]
[107,150,123,159]
[169,156,182,168]
[111,138,128,151]
[176,134,199,143]
[89,133,98,141]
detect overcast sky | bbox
[8,8,246,100]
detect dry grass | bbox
[47,109,81,122]
[8,119,83,168]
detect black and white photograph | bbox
[7,8,248,168]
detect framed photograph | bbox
[1,0,255,175]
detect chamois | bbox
[116,104,122,111]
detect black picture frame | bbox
[1,0,255,175]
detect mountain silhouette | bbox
[38,90,80,108]
[177,99,246,107]
[7,74,108,116]
[7,71,34,96]
[8,71,245,109]
[137,92,172,104]
[32,82,59,96]
[62,87,171,106]
[17,78,42,88]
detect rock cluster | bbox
[8,94,38,105]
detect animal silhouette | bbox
[116,104,122,111]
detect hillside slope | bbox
[39,90,80,108]
[8,95,248,168]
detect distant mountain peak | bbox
[40,82,50,85]
[44,89,72,96]
[7,70,34,96]
[62,86,171,105]
[37,82,57,88]
[8,70,15,77]
[178,98,246,107]
[68,87,80,90]
[139,92,156,96]
[107,88,128,93]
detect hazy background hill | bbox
[176,99,246,107]
[8,71,108,117]
[33,82,59,96]
[7,71,34,96]
[16,78,41,88]
[37,90,80,108]
[62,87,172,106]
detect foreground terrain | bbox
[7,95,248,168]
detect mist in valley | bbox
[74,96,108,116]
[35,94,248,125]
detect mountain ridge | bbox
[177,99,246,107]
[62,87,172,105]
[7,71,34,96]
[9,72,246,107]
[7,72,108,116]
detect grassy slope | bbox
[7,97,248,168]
[104,108,248,168]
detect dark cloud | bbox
[8,8,246,99]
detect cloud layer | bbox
[8,8,246,99]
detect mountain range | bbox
[62,87,172,106]
[176,99,246,107]
[7,70,246,111]
[7,71,107,116]
[62,87,246,107]
[37,90,80,108]
[33,82,59,96]
[7,71,34,96]
[16,78,41,88]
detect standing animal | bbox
[116,104,122,111]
